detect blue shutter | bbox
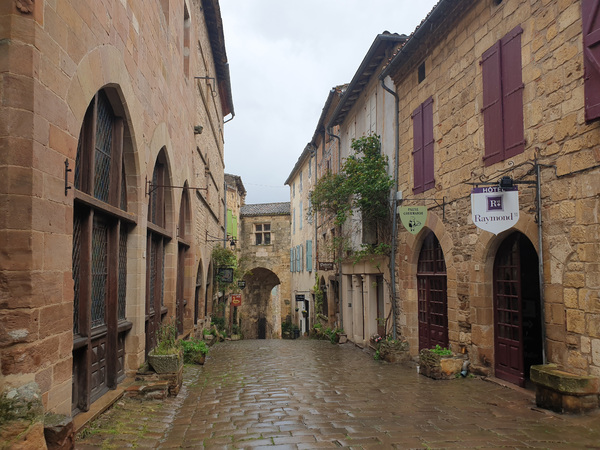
[290,248,294,272]
[306,240,312,271]
[299,244,303,272]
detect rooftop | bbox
[241,202,291,217]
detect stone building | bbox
[322,33,406,346]
[285,146,316,335]
[380,0,600,387]
[0,0,233,430]
[238,203,291,339]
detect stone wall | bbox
[387,0,600,378]
[239,211,291,337]
[0,0,230,415]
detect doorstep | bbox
[72,376,135,433]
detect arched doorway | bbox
[241,268,281,339]
[494,231,543,387]
[145,148,172,355]
[71,88,134,413]
[194,260,204,325]
[417,231,448,350]
[176,184,191,335]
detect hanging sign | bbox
[217,267,234,283]
[231,294,242,307]
[471,186,519,235]
[398,206,427,235]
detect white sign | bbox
[471,186,519,235]
[398,206,427,235]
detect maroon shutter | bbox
[501,26,524,159]
[481,41,504,166]
[412,104,424,194]
[583,0,600,122]
[422,97,435,191]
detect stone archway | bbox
[240,268,281,339]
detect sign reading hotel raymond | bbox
[318,262,335,271]
[471,186,519,235]
[231,294,242,307]
[398,206,427,235]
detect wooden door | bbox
[494,233,525,386]
[417,232,448,350]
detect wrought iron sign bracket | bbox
[399,196,447,221]
[146,179,208,196]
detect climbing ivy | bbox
[310,134,394,263]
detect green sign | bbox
[399,206,427,234]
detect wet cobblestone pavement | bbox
[76,339,600,449]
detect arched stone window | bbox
[72,89,134,414]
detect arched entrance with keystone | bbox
[240,268,281,339]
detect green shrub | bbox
[429,344,453,356]
[180,338,209,363]
[153,320,180,355]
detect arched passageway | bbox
[240,268,281,339]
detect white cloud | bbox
[220,0,439,204]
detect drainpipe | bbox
[536,160,547,364]
[327,127,343,331]
[381,76,400,340]
[224,181,228,249]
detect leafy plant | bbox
[180,338,209,363]
[153,319,180,355]
[429,344,453,356]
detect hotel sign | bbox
[471,186,519,235]
[318,262,335,271]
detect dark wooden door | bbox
[494,233,525,386]
[417,232,448,350]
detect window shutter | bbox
[501,26,524,159]
[306,240,312,271]
[290,248,294,272]
[412,104,424,193]
[422,97,435,191]
[232,216,238,239]
[299,245,303,272]
[227,209,233,236]
[481,41,504,166]
[583,0,600,121]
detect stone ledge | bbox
[530,364,599,414]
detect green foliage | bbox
[181,338,209,363]
[211,247,247,297]
[211,316,226,332]
[153,319,180,355]
[312,324,344,344]
[309,134,394,262]
[374,349,381,360]
[429,344,453,356]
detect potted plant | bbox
[419,345,466,379]
[148,320,183,374]
[181,338,209,365]
[377,337,410,363]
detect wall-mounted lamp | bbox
[499,176,514,190]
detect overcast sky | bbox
[220,1,439,205]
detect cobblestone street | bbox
[76,340,600,449]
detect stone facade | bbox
[239,203,291,339]
[285,147,317,334]
[0,0,232,419]
[381,0,600,383]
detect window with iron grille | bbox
[72,89,133,413]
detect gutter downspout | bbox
[327,128,343,331]
[381,76,400,340]
[536,160,547,364]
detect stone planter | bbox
[148,350,183,374]
[187,352,206,365]
[337,333,348,344]
[419,349,465,380]
[378,339,410,363]
[230,334,241,341]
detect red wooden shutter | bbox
[481,41,504,166]
[501,26,524,159]
[412,104,424,193]
[422,97,435,191]
[583,0,600,122]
